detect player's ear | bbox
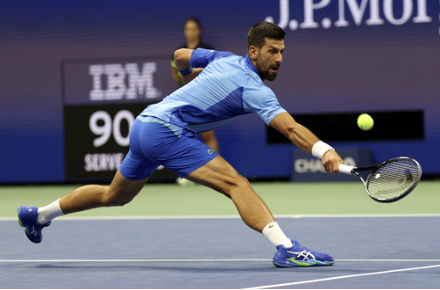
[249,46,259,60]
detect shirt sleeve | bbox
[190,48,235,68]
[243,87,287,125]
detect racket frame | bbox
[339,157,422,203]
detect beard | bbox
[257,63,279,81]
[261,69,277,81]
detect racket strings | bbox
[367,160,421,200]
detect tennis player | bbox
[18,21,343,268]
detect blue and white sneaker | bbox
[17,206,51,244]
[273,239,334,267]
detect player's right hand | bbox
[322,150,344,174]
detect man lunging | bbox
[18,22,343,268]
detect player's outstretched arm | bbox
[174,48,203,84]
[269,112,343,173]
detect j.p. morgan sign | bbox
[267,0,435,32]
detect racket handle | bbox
[339,164,355,175]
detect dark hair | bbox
[247,21,285,49]
[184,17,202,30]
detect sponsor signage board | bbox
[63,57,178,181]
[291,148,374,182]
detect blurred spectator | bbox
[171,18,219,186]
[170,18,219,154]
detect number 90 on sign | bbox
[89,110,134,147]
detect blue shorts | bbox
[119,116,219,180]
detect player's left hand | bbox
[182,68,204,84]
[322,150,344,174]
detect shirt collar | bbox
[245,55,259,75]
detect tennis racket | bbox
[338,157,422,203]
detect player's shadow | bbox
[36,263,272,272]
[34,262,344,273]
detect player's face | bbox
[184,21,202,42]
[254,38,285,81]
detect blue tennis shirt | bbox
[139,48,287,132]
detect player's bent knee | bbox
[240,175,251,186]
[223,175,252,197]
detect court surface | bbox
[1,181,439,288]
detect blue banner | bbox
[0,0,438,182]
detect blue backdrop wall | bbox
[0,0,439,183]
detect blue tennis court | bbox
[2,216,440,288]
[1,1,439,289]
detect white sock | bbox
[262,222,293,248]
[37,199,64,224]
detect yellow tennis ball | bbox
[357,114,374,131]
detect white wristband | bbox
[312,141,334,159]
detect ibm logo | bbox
[89,63,161,101]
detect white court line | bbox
[247,264,440,289]
[0,259,270,263]
[337,259,440,262]
[2,214,440,221]
[1,258,440,263]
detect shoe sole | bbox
[17,208,30,236]
[273,260,334,268]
